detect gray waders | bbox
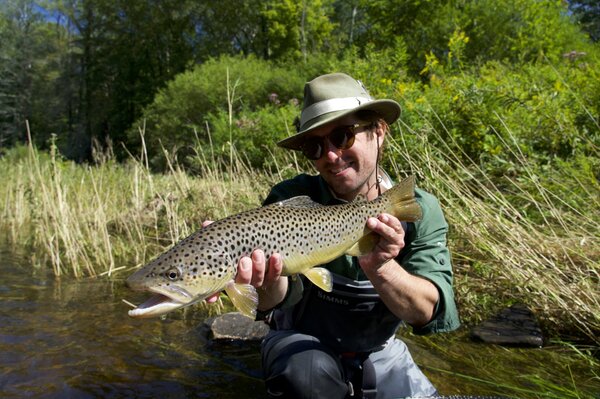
[261,273,437,399]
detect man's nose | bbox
[323,138,342,160]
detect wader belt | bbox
[361,357,377,399]
[340,352,377,399]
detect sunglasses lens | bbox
[301,138,322,160]
[329,127,355,150]
[301,124,365,160]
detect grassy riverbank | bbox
[0,126,598,346]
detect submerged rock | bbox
[203,312,270,341]
[471,303,544,347]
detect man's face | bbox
[306,116,383,201]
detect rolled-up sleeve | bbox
[397,189,460,334]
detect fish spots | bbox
[138,195,390,289]
[125,185,418,319]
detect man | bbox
[208,73,459,398]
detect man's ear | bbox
[376,119,387,146]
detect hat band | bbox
[300,96,372,127]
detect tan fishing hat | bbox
[278,73,401,150]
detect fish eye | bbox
[166,267,181,281]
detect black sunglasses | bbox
[300,123,373,160]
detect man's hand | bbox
[358,213,405,273]
[237,249,284,289]
[202,220,287,310]
[356,214,439,326]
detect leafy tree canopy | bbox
[0,0,597,165]
[569,0,600,42]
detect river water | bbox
[1,245,598,398]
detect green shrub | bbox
[187,103,301,173]
[128,54,308,170]
[358,0,593,75]
[394,58,600,170]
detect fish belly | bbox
[281,236,358,275]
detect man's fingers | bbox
[380,213,404,235]
[236,256,253,284]
[367,214,404,241]
[236,250,268,287]
[206,252,282,302]
[202,220,214,228]
[251,249,266,287]
[360,214,406,270]
[205,293,220,303]
[265,253,283,282]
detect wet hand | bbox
[236,250,283,289]
[239,250,288,311]
[358,213,405,272]
[202,220,285,303]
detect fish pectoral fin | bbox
[302,267,333,292]
[346,232,379,256]
[224,282,258,319]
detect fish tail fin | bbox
[385,175,422,222]
[302,267,333,292]
[225,281,258,319]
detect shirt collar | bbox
[319,168,393,204]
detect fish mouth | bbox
[127,286,194,318]
[127,293,185,318]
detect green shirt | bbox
[263,173,460,334]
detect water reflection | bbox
[0,247,263,399]
[1,245,599,398]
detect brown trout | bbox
[126,175,422,319]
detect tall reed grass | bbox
[0,125,275,278]
[389,111,599,343]
[0,117,598,344]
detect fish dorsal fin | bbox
[273,196,323,209]
[346,231,379,256]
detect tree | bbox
[0,8,21,145]
[261,0,335,61]
[194,0,268,57]
[196,0,336,61]
[569,0,600,42]
[0,0,68,148]
[353,0,591,76]
[50,0,201,159]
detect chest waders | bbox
[296,273,400,398]
[264,277,436,397]
[261,175,458,398]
